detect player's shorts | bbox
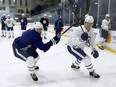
[101,29,108,39]
[21,25,26,30]
[67,46,87,61]
[12,45,39,61]
[7,27,13,31]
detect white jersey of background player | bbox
[99,14,111,50]
[5,15,16,38]
[67,16,100,78]
[101,14,111,31]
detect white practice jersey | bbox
[5,18,16,27]
[67,25,96,50]
[101,19,111,31]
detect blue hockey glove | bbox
[91,50,99,58]
[81,32,88,41]
[51,35,60,45]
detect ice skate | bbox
[12,36,15,38]
[89,70,100,78]
[44,36,47,39]
[4,35,6,37]
[1,35,4,37]
[98,46,104,50]
[71,63,80,69]
[35,66,39,70]
[8,36,11,38]
[30,73,38,81]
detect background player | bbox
[19,14,28,33]
[54,15,64,36]
[99,14,111,50]
[5,15,16,38]
[40,14,49,39]
[1,14,6,37]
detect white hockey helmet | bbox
[84,16,94,23]
[85,14,89,18]
[22,14,25,16]
[44,14,47,17]
[33,22,43,29]
[7,14,10,17]
[3,14,6,16]
[105,14,110,17]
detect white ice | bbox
[0,24,116,87]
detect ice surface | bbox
[0,24,116,87]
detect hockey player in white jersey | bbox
[67,16,100,78]
[5,15,16,38]
[99,14,111,50]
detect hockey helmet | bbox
[85,14,89,18]
[44,14,47,17]
[22,14,25,16]
[105,14,110,17]
[33,22,43,29]
[7,14,10,17]
[3,14,6,16]
[84,16,94,23]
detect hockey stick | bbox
[61,22,75,36]
[57,23,74,38]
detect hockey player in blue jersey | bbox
[19,14,28,33]
[12,22,60,81]
[54,15,64,36]
[1,14,6,37]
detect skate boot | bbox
[35,66,39,70]
[30,73,38,81]
[71,63,80,69]
[12,36,15,38]
[44,36,47,39]
[8,36,11,38]
[89,70,100,78]
[1,35,4,37]
[98,46,104,50]
[4,35,6,37]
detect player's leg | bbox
[67,46,87,69]
[4,26,7,37]
[83,55,100,78]
[26,56,38,81]
[11,27,14,38]
[1,30,4,37]
[43,26,47,39]
[12,46,38,81]
[32,51,40,70]
[1,25,4,37]
[1,26,6,37]
[21,25,26,33]
[7,27,11,38]
[99,29,105,50]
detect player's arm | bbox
[35,36,60,52]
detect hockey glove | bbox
[50,35,60,45]
[91,50,99,58]
[81,32,88,41]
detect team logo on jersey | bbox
[43,20,46,24]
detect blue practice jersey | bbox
[55,18,63,30]
[13,29,53,52]
[19,17,28,26]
